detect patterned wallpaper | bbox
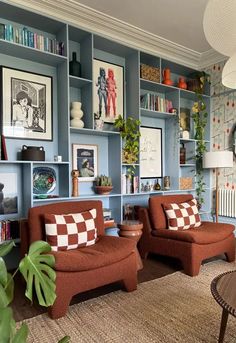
[206,61,236,190]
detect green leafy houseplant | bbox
[0,240,70,343]
[114,115,141,174]
[191,73,210,207]
[94,175,113,195]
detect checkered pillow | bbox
[44,208,97,251]
[163,198,201,231]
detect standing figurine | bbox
[71,169,79,197]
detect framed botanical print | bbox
[93,59,124,123]
[72,144,98,182]
[1,66,52,140]
[140,126,162,178]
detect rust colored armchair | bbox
[138,194,235,276]
[20,200,137,319]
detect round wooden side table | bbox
[211,270,236,343]
[117,220,143,271]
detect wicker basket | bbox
[179,177,193,190]
[140,64,160,83]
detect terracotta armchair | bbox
[138,194,235,276]
[20,200,137,319]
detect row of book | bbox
[0,220,20,243]
[140,93,173,113]
[122,175,139,194]
[0,23,65,56]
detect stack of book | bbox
[103,208,116,229]
[140,93,173,113]
[0,220,19,242]
[0,23,65,56]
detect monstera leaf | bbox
[0,307,28,343]
[0,243,14,308]
[19,241,56,307]
[0,241,15,257]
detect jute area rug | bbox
[21,260,236,343]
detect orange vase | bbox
[162,68,173,86]
[178,77,187,89]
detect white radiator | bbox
[218,189,236,218]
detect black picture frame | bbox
[0,66,53,140]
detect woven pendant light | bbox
[222,52,236,88]
[203,0,236,56]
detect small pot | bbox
[21,145,45,161]
[94,186,113,195]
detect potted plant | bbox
[191,73,210,208]
[94,175,113,195]
[94,112,104,131]
[114,115,141,164]
[0,240,69,342]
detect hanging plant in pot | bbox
[191,73,210,208]
[114,115,141,164]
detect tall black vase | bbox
[69,52,81,77]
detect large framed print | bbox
[1,66,52,140]
[72,144,98,182]
[140,126,162,178]
[93,59,124,123]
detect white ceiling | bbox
[76,0,211,53]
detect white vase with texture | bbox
[70,101,84,128]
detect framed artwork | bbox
[140,126,162,178]
[93,59,124,123]
[72,144,98,181]
[0,173,18,214]
[1,66,52,140]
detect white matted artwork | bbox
[72,144,98,182]
[93,59,124,123]
[140,126,162,178]
[1,66,52,140]
[0,173,18,214]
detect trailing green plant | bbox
[0,240,70,343]
[95,175,112,187]
[114,115,141,175]
[191,73,210,206]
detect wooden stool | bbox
[117,220,143,271]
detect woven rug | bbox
[21,260,236,343]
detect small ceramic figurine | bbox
[71,169,79,197]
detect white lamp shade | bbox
[203,151,233,168]
[203,0,236,56]
[222,53,236,89]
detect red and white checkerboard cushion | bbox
[44,208,97,251]
[163,198,201,231]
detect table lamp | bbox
[203,151,233,222]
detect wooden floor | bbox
[12,254,181,322]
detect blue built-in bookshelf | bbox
[0,1,211,233]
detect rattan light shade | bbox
[203,0,236,56]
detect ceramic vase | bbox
[70,102,84,128]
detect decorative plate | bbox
[33,167,56,195]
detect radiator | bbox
[218,189,236,218]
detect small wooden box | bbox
[140,64,160,83]
[179,177,193,190]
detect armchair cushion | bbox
[151,221,234,244]
[163,198,201,230]
[50,235,136,272]
[45,209,97,251]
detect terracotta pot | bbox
[178,77,187,89]
[94,186,113,195]
[162,68,173,86]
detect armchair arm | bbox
[138,207,152,235]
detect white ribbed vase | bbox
[70,101,84,128]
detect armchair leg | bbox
[138,244,149,259]
[48,295,72,319]
[225,249,235,263]
[122,276,137,292]
[182,258,202,277]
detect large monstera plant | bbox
[0,240,70,343]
